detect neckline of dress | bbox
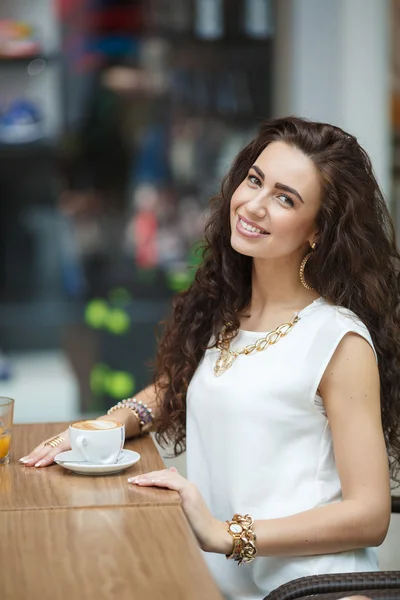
[238,297,325,335]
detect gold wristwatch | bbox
[226,521,245,558]
[226,514,257,565]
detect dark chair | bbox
[263,496,400,600]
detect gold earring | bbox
[299,243,316,291]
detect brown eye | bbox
[277,194,295,208]
[247,174,262,186]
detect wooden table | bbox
[3,423,180,510]
[1,506,222,600]
[0,423,223,600]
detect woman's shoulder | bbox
[317,299,369,332]
[312,298,376,358]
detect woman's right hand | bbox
[19,428,71,467]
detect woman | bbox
[21,117,400,600]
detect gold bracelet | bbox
[226,514,257,565]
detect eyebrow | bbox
[275,182,304,203]
[250,165,304,203]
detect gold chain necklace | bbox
[214,314,300,377]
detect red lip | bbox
[238,214,269,234]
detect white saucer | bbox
[54,449,141,476]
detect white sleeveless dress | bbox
[186,297,379,600]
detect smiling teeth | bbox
[239,217,265,234]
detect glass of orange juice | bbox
[0,397,14,465]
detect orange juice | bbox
[0,430,11,459]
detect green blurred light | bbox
[166,270,192,292]
[90,363,110,395]
[85,299,109,329]
[108,287,132,306]
[105,308,130,335]
[188,240,204,267]
[105,371,135,399]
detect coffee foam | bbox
[71,420,122,431]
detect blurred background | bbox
[0,0,398,567]
[0,0,275,421]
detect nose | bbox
[245,189,268,220]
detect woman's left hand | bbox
[128,467,232,554]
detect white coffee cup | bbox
[69,419,125,465]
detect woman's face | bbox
[230,141,322,261]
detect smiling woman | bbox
[152,117,399,597]
[21,117,400,600]
[230,141,320,259]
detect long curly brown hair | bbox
[154,116,400,483]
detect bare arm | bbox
[98,384,160,438]
[212,333,391,557]
[249,333,391,556]
[20,384,162,467]
[130,334,391,558]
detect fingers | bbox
[128,467,186,491]
[20,443,46,466]
[32,446,62,468]
[20,431,70,467]
[129,478,175,489]
[127,468,174,484]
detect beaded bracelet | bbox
[226,514,257,565]
[107,397,154,434]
